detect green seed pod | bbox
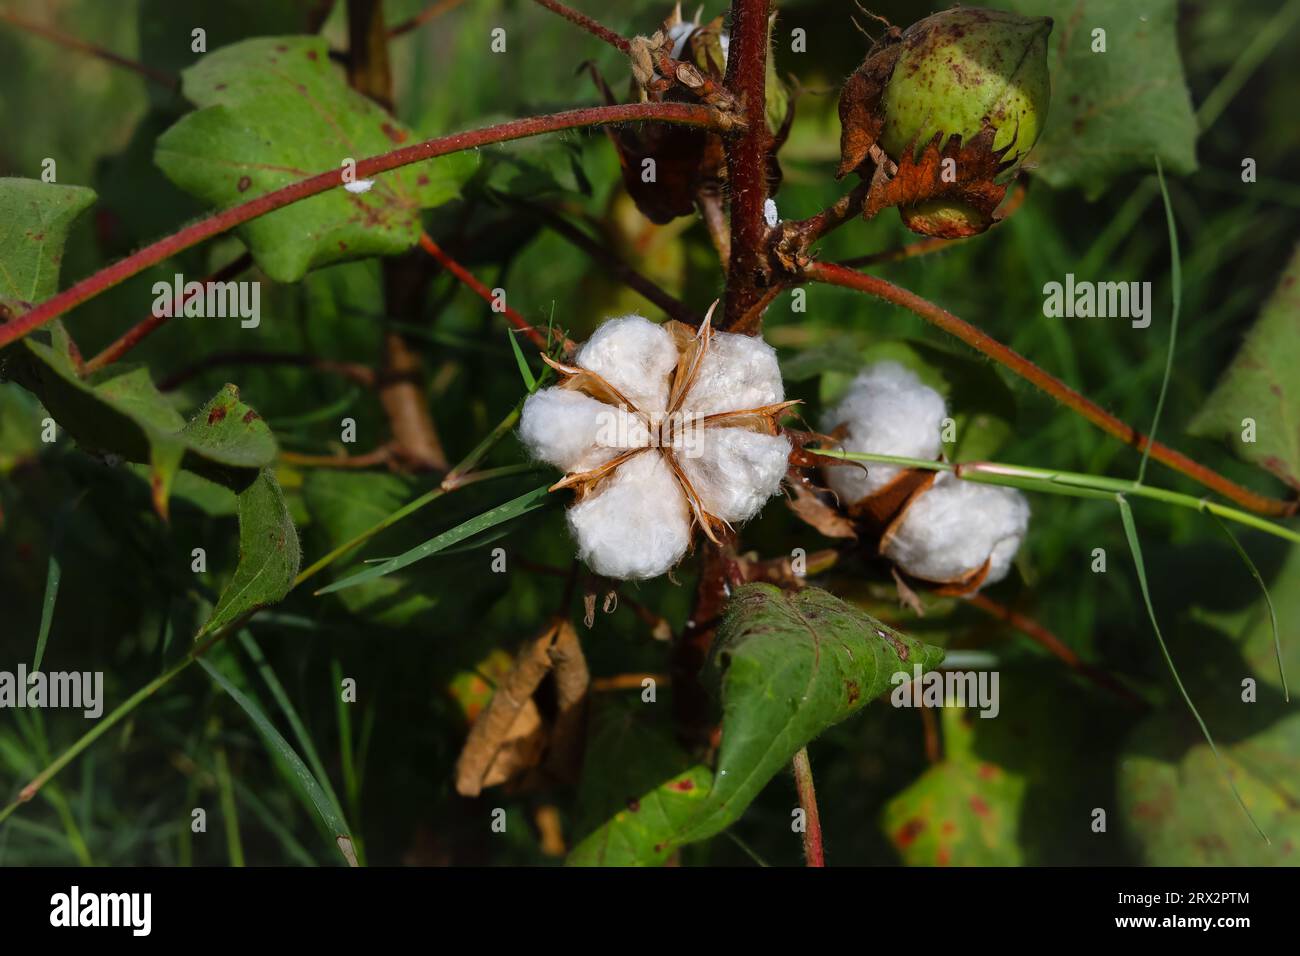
[878,8,1051,170]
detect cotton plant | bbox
[520,313,796,580]
[822,360,1030,592]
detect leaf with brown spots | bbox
[882,706,1024,865]
[155,36,477,281]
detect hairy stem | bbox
[531,0,630,53]
[0,9,179,90]
[158,349,376,392]
[791,747,824,867]
[721,0,773,328]
[418,233,560,352]
[387,0,466,38]
[804,261,1297,517]
[84,254,252,372]
[0,102,723,352]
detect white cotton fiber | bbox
[575,314,678,413]
[684,330,784,417]
[567,451,692,580]
[822,361,948,504]
[882,473,1029,588]
[680,427,790,523]
[519,388,650,472]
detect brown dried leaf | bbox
[837,33,902,179]
[846,467,938,532]
[786,479,858,540]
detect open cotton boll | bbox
[822,361,948,504]
[680,427,791,523]
[567,452,692,580]
[882,474,1029,588]
[519,388,649,472]
[684,331,784,416]
[575,315,679,413]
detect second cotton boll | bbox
[822,359,1030,592]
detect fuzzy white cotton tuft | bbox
[519,388,649,472]
[822,361,948,504]
[882,474,1029,588]
[567,451,692,580]
[681,427,791,523]
[684,330,784,417]
[575,315,679,413]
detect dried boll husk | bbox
[838,7,1052,238]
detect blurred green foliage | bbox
[0,0,1297,866]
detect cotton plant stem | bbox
[803,261,1297,518]
[418,234,559,352]
[0,102,725,352]
[791,747,824,867]
[0,9,179,90]
[809,449,1300,546]
[84,254,253,372]
[530,0,631,53]
[387,0,466,38]
[721,0,774,328]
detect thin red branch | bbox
[0,102,723,352]
[418,233,567,353]
[791,747,825,867]
[967,593,1144,707]
[83,254,253,373]
[157,350,376,392]
[531,0,631,53]
[804,260,1297,517]
[515,201,703,325]
[721,0,774,329]
[0,9,179,90]
[280,445,395,470]
[387,0,465,38]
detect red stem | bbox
[387,0,465,38]
[0,102,723,352]
[792,747,824,867]
[157,349,376,392]
[804,260,1296,517]
[418,233,564,353]
[531,0,630,53]
[83,254,252,373]
[0,9,179,90]
[721,0,773,329]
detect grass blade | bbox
[1116,495,1268,842]
[317,484,555,595]
[1136,157,1182,485]
[507,328,537,392]
[199,656,359,866]
[236,630,347,821]
[1205,511,1287,701]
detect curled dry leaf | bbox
[454,618,590,797]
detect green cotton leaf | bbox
[154,36,477,282]
[681,585,944,843]
[1119,702,1300,865]
[0,178,96,304]
[882,707,1025,866]
[3,322,277,516]
[994,0,1197,197]
[567,697,713,867]
[199,652,357,866]
[1188,244,1300,491]
[1116,495,1267,842]
[316,484,554,596]
[198,468,301,639]
[572,585,945,864]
